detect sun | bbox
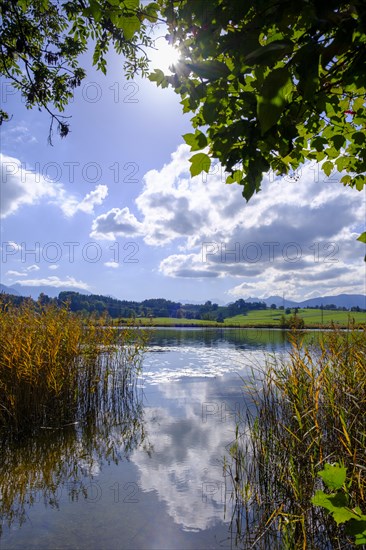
[148,36,181,75]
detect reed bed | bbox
[0,296,147,438]
[226,327,366,549]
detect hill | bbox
[247,294,366,310]
[0,284,20,296]
[5,284,91,300]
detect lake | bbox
[0,328,300,549]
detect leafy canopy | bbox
[0,0,159,141]
[150,0,366,243]
[1,1,365,241]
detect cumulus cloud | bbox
[61,184,108,217]
[90,144,365,300]
[90,207,144,240]
[104,261,119,268]
[1,153,62,217]
[12,276,91,290]
[1,154,108,218]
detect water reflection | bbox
[0,328,298,549]
[131,373,254,533]
[146,327,291,351]
[0,374,149,536]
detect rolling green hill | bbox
[119,309,365,328]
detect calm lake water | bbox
[0,328,303,549]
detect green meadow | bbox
[119,309,365,328]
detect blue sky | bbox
[1,37,365,303]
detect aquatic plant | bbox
[0,296,147,438]
[226,327,366,548]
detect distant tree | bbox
[38,292,51,306]
[216,312,225,323]
[270,303,277,310]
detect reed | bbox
[226,327,366,548]
[0,296,147,438]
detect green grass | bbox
[116,309,366,328]
[226,308,366,327]
[117,317,220,326]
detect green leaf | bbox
[345,519,366,545]
[118,15,140,40]
[148,69,168,88]
[185,61,230,81]
[226,170,243,184]
[354,175,366,191]
[123,0,139,10]
[318,463,347,490]
[357,232,366,244]
[311,136,327,152]
[245,40,293,65]
[257,67,292,134]
[352,131,366,145]
[183,131,207,151]
[88,0,102,21]
[322,160,334,177]
[311,491,356,524]
[295,44,320,100]
[189,153,211,177]
[331,134,346,150]
[337,157,350,172]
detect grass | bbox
[225,327,366,548]
[122,316,220,326]
[0,296,147,438]
[115,309,366,328]
[225,308,366,327]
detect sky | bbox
[1,34,365,304]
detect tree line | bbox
[1,291,363,322]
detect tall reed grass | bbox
[0,296,147,438]
[226,327,366,548]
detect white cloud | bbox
[48,264,59,270]
[12,276,91,290]
[1,153,62,218]
[90,144,365,299]
[104,261,119,269]
[27,264,40,272]
[2,241,22,252]
[6,125,38,144]
[6,270,27,277]
[1,154,108,218]
[90,207,144,240]
[60,184,108,217]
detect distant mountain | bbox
[0,283,20,296]
[247,294,366,310]
[5,283,91,300]
[299,294,366,309]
